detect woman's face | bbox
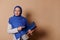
[14,7,20,16]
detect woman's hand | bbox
[17,27,22,31]
[27,30,34,36]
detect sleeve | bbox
[7,23,18,34]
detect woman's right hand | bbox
[17,27,22,31]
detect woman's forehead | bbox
[14,8,20,10]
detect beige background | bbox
[0,0,60,40]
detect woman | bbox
[7,6,36,40]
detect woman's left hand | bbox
[27,30,34,36]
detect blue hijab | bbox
[8,6,35,39]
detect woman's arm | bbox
[7,23,18,34]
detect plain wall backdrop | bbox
[0,0,60,40]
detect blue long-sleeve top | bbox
[8,15,36,39]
